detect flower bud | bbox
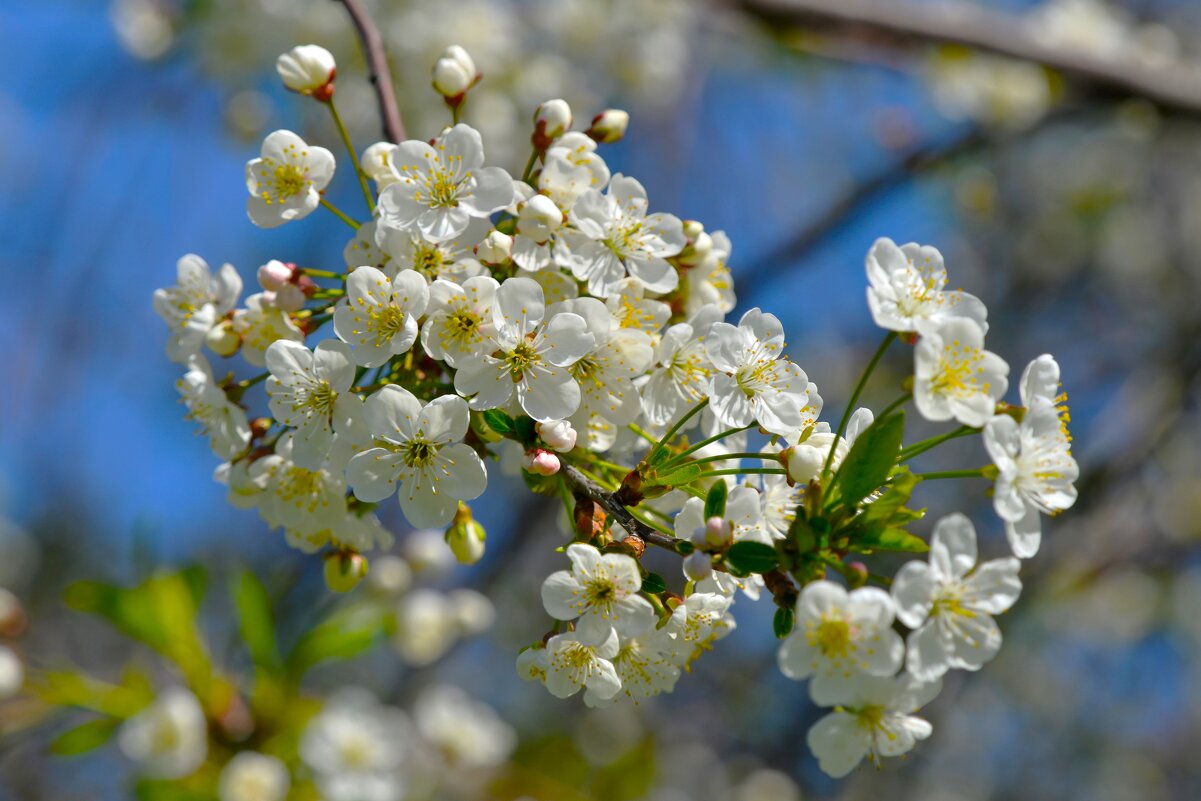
[587,109,629,144]
[704,516,732,548]
[257,259,295,291]
[0,589,25,638]
[432,45,477,100]
[516,195,564,244]
[445,502,486,565]
[683,551,713,582]
[205,320,241,357]
[272,284,306,312]
[688,527,709,547]
[677,224,714,267]
[0,645,22,700]
[785,443,825,485]
[276,45,336,101]
[522,448,561,477]
[366,554,412,597]
[475,230,513,265]
[537,419,577,452]
[323,550,368,593]
[533,99,572,149]
[846,561,869,588]
[361,142,400,188]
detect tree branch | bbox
[333,0,406,143]
[559,465,684,554]
[741,0,1201,116]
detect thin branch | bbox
[333,0,406,143]
[560,465,683,553]
[741,0,1201,116]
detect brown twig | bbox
[559,465,684,553]
[333,0,406,142]
[741,0,1201,117]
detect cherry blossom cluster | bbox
[156,43,1078,778]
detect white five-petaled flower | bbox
[177,356,251,460]
[865,237,988,333]
[684,230,736,316]
[219,751,291,801]
[377,124,514,243]
[412,685,516,769]
[541,543,656,640]
[333,267,430,367]
[453,276,594,422]
[346,385,487,528]
[245,130,334,228]
[553,297,653,425]
[806,674,941,779]
[375,216,490,281]
[118,687,208,780]
[705,308,817,437]
[299,688,415,801]
[420,275,498,367]
[892,513,1022,680]
[265,339,355,470]
[543,627,622,701]
[914,316,1009,428]
[231,292,304,368]
[984,361,1077,558]
[778,580,905,703]
[561,174,686,297]
[250,433,347,537]
[661,591,737,667]
[154,254,242,362]
[640,305,723,427]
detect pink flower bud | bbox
[704,516,731,547]
[257,259,295,291]
[522,448,560,476]
[536,419,577,452]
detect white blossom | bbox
[265,339,355,469]
[245,130,334,228]
[249,433,347,537]
[865,237,988,333]
[892,514,1022,680]
[154,254,242,363]
[914,316,1008,428]
[118,687,208,780]
[778,580,904,703]
[640,305,722,427]
[333,267,430,367]
[413,685,516,769]
[219,751,291,801]
[542,543,655,639]
[346,386,487,528]
[377,124,514,243]
[177,356,251,460]
[544,627,622,701]
[684,230,735,316]
[231,292,303,368]
[300,688,414,801]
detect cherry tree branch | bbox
[559,465,685,554]
[741,0,1201,116]
[333,0,406,142]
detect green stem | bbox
[660,423,757,468]
[647,399,709,465]
[521,147,540,183]
[300,268,346,280]
[913,468,988,481]
[238,372,269,389]
[823,331,897,480]
[900,425,978,462]
[320,198,360,229]
[667,451,780,468]
[877,392,911,421]
[626,424,660,447]
[327,97,375,212]
[694,467,786,479]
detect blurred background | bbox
[4,0,1201,799]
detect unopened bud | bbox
[587,109,629,144]
[537,419,577,452]
[704,516,731,548]
[846,561,869,588]
[257,259,295,291]
[361,142,399,188]
[432,45,477,100]
[786,443,825,485]
[533,99,572,149]
[517,195,564,244]
[205,320,241,357]
[272,284,306,312]
[522,448,560,476]
[445,502,486,565]
[323,550,368,593]
[276,45,336,101]
[475,230,513,265]
[677,225,714,267]
[683,551,713,582]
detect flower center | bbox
[413,243,448,276]
[302,380,337,416]
[442,308,480,344]
[370,305,407,346]
[931,340,986,397]
[808,616,853,658]
[261,161,307,204]
[504,342,542,381]
[402,437,437,468]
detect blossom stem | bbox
[694,467,787,479]
[238,372,269,389]
[912,468,989,480]
[877,392,911,420]
[666,451,781,468]
[327,97,376,212]
[521,147,539,183]
[899,425,977,462]
[320,198,360,229]
[660,423,757,469]
[626,424,660,447]
[300,268,346,280]
[334,0,406,142]
[647,398,709,465]
[822,331,897,481]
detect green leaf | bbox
[232,570,279,671]
[833,412,906,509]
[851,525,929,553]
[772,607,795,639]
[50,717,120,756]
[640,572,667,595]
[724,541,780,575]
[655,462,702,487]
[703,480,728,519]
[514,415,538,443]
[860,468,921,526]
[286,608,384,678]
[787,512,817,552]
[482,409,516,436]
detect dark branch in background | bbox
[333,0,406,142]
[741,0,1201,117]
[560,465,683,553]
